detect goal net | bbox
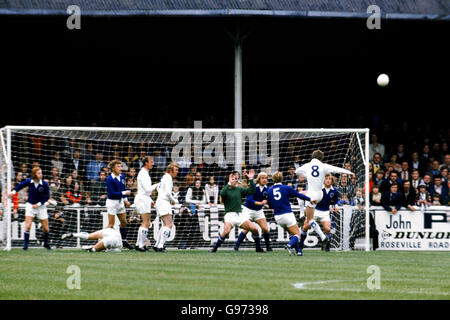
[0,126,370,251]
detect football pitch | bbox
[0,249,448,300]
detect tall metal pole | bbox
[5,128,11,251]
[365,129,370,251]
[234,38,243,173]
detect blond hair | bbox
[109,160,122,170]
[31,167,42,180]
[166,162,179,173]
[255,172,268,185]
[272,171,283,183]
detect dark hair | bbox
[312,150,324,161]
[390,183,399,188]
[142,156,153,166]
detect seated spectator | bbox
[401,181,416,211]
[153,148,167,176]
[65,149,87,181]
[430,160,441,177]
[51,151,64,176]
[396,144,407,163]
[369,185,382,206]
[399,161,411,182]
[49,167,61,194]
[86,152,107,183]
[126,177,137,203]
[385,154,402,173]
[373,169,385,186]
[185,179,206,215]
[284,166,298,187]
[194,171,203,187]
[354,188,365,211]
[416,184,431,207]
[429,176,449,205]
[204,176,219,206]
[60,175,74,206]
[432,194,441,206]
[337,173,355,202]
[19,163,29,180]
[410,169,421,191]
[337,194,354,206]
[369,134,385,161]
[380,171,403,193]
[182,164,197,190]
[65,181,90,206]
[372,152,386,174]
[12,172,27,217]
[123,145,140,171]
[440,154,450,170]
[172,184,182,204]
[440,166,448,184]
[420,173,433,192]
[90,171,108,206]
[71,169,84,193]
[381,183,403,214]
[409,151,426,176]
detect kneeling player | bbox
[62,228,122,252]
[267,172,311,256]
[299,173,340,251]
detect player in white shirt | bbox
[295,150,354,245]
[153,162,179,252]
[134,156,160,251]
[62,228,122,252]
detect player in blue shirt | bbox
[267,172,311,256]
[299,173,340,251]
[105,160,133,249]
[233,172,272,252]
[8,167,51,250]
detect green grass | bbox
[0,249,449,300]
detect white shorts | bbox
[314,209,331,222]
[25,203,48,220]
[106,199,126,215]
[224,211,250,228]
[274,212,297,228]
[155,200,172,217]
[101,228,123,250]
[243,206,265,222]
[134,194,152,214]
[305,190,324,208]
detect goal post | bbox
[0,126,370,251]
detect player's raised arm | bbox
[241,169,256,196]
[324,163,355,177]
[295,165,307,177]
[288,186,311,202]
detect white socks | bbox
[156,226,171,248]
[310,220,327,241]
[73,232,89,240]
[137,227,149,248]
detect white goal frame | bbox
[1,126,370,251]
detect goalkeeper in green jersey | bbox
[209,169,264,253]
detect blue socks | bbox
[24,231,30,249]
[299,229,307,248]
[212,235,224,251]
[288,235,299,248]
[234,232,246,250]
